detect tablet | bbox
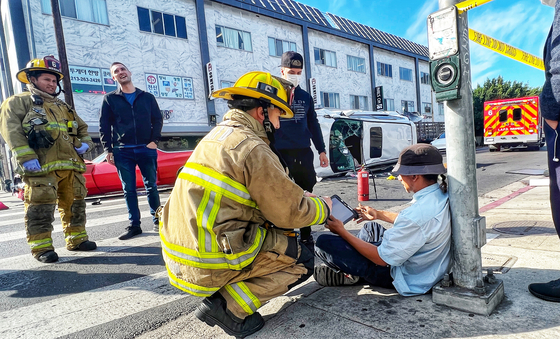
[330,195,359,224]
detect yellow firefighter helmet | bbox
[212,71,293,118]
[16,55,64,84]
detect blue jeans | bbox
[544,121,560,237]
[315,222,393,289]
[113,146,160,227]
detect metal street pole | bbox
[430,0,504,315]
[49,0,74,109]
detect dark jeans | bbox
[113,146,160,227]
[315,222,393,289]
[544,121,560,237]
[279,148,317,240]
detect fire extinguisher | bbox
[357,167,369,201]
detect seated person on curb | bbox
[159,71,331,338]
[314,144,451,296]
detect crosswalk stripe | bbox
[0,233,162,275]
[0,271,188,339]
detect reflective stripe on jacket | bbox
[160,109,329,294]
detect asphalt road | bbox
[0,146,548,339]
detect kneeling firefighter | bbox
[159,71,332,338]
[0,56,97,263]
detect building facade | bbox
[0,0,441,153]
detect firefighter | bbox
[0,56,97,263]
[160,71,332,338]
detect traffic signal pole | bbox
[50,0,74,109]
[430,0,504,315]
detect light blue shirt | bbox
[377,183,451,296]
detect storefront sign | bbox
[309,77,321,107]
[206,62,216,100]
[158,75,183,99]
[182,77,194,100]
[145,73,159,97]
[375,86,383,110]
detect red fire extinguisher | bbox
[357,167,369,201]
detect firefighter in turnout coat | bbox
[0,56,97,263]
[160,71,331,337]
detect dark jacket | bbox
[541,1,560,122]
[275,86,326,153]
[100,87,163,152]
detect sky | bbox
[298,0,554,89]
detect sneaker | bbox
[118,226,142,240]
[314,265,360,287]
[528,278,560,302]
[35,250,59,263]
[69,240,97,251]
[194,293,265,338]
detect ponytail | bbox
[439,174,448,194]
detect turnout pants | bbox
[217,231,314,320]
[23,170,89,257]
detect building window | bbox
[350,95,368,110]
[438,102,444,115]
[41,0,109,25]
[321,92,340,108]
[221,81,235,88]
[376,62,392,77]
[347,55,366,73]
[420,72,430,85]
[137,7,187,39]
[401,100,415,112]
[314,48,337,67]
[422,102,432,115]
[384,98,395,111]
[370,127,382,158]
[216,25,252,51]
[399,67,413,81]
[269,38,296,57]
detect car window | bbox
[439,133,445,139]
[159,137,201,151]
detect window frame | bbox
[215,25,253,52]
[420,72,430,85]
[383,98,395,111]
[369,126,383,159]
[422,102,432,115]
[268,37,297,57]
[401,100,415,112]
[350,95,368,110]
[347,55,366,73]
[376,62,392,78]
[399,67,413,82]
[137,6,188,40]
[321,91,340,108]
[314,48,337,68]
[41,0,110,26]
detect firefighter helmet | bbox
[212,71,293,118]
[16,55,64,84]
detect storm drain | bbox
[482,254,518,274]
[491,220,556,236]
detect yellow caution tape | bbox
[456,0,495,13]
[387,175,396,180]
[469,28,545,71]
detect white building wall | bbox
[373,49,417,113]
[204,2,304,119]
[418,60,441,122]
[307,29,371,110]
[27,0,207,133]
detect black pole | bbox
[49,0,74,108]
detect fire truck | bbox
[483,96,543,152]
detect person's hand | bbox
[146,142,157,149]
[326,215,345,235]
[74,143,89,155]
[303,191,317,197]
[319,152,329,167]
[355,203,377,223]
[22,159,41,172]
[322,196,333,211]
[106,152,115,166]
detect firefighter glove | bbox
[75,143,89,155]
[22,159,41,172]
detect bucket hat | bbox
[392,144,446,176]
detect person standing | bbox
[0,56,96,263]
[276,51,329,247]
[99,62,163,240]
[528,0,560,302]
[161,71,331,337]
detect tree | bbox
[472,76,542,136]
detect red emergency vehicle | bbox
[483,96,543,152]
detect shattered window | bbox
[329,119,363,172]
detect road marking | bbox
[479,185,535,213]
[0,233,162,275]
[0,271,187,339]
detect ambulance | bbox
[483,96,543,152]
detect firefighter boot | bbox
[35,250,59,263]
[195,293,265,338]
[69,240,97,251]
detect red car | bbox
[84,149,193,196]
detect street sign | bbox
[309,77,321,107]
[375,86,383,110]
[427,6,459,61]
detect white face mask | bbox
[284,73,300,88]
[542,0,557,7]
